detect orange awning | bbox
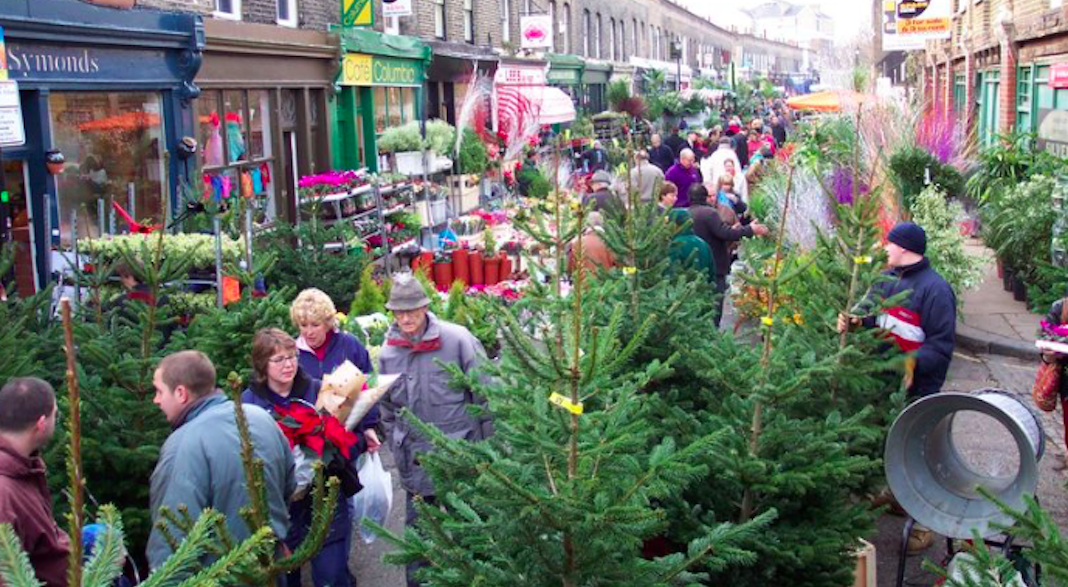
[786,90,868,112]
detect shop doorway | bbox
[2,160,37,296]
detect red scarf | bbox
[387,337,442,353]
[312,330,333,361]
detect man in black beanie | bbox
[837,221,956,554]
[837,221,956,398]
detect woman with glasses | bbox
[241,327,366,587]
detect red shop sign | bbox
[1052,63,1068,89]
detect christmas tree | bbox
[371,141,776,585]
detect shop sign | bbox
[1052,64,1068,89]
[881,0,950,52]
[0,27,7,81]
[495,63,547,86]
[341,54,421,87]
[547,69,579,84]
[382,0,412,18]
[520,15,553,50]
[1038,108,1068,157]
[4,42,170,83]
[342,0,373,27]
[0,80,25,147]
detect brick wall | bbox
[136,0,211,15]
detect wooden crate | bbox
[854,538,876,587]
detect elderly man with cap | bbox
[378,273,492,587]
[837,221,956,400]
[583,170,622,214]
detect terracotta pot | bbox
[451,249,470,286]
[484,256,500,286]
[432,261,454,291]
[499,252,512,281]
[469,251,485,286]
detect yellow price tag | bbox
[853,255,873,264]
[563,129,571,141]
[761,316,774,326]
[549,393,583,415]
[621,266,637,275]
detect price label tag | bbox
[549,392,583,415]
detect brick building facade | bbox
[922,0,1068,151]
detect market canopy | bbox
[498,85,576,131]
[785,90,868,112]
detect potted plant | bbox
[432,250,454,291]
[452,246,471,286]
[482,228,500,285]
[412,249,434,274]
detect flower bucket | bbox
[433,261,454,291]
[484,256,500,286]
[499,252,512,281]
[1002,269,1013,293]
[1012,275,1027,302]
[452,249,470,286]
[469,251,485,286]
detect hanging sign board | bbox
[520,15,553,50]
[1037,109,1068,157]
[341,54,422,87]
[382,0,412,18]
[1051,64,1068,89]
[342,0,373,26]
[0,81,25,147]
[881,0,950,51]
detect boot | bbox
[906,527,933,554]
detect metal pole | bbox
[70,209,80,308]
[213,215,224,308]
[108,197,116,235]
[97,199,106,237]
[244,201,253,272]
[126,182,135,223]
[373,181,391,276]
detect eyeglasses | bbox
[268,355,299,365]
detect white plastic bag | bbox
[350,452,393,544]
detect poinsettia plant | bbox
[272,400,360,469]
[1039,320,1068,344]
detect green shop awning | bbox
[334,26,431,62]
[547,53,583,85]
[582,60,611,85]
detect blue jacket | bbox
[862,258,956,397]
[148,393,294,569]
[241,370,362,547]
[297,330,379,432]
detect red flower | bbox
[273,403,359,461]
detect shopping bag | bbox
[350,452,393,544]
[1033,361,1061,412]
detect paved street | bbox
[872,349,1068,587]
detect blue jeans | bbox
[286,530,354,587]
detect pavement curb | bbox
[956,321,1037,360]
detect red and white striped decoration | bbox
[496,86,535,139]
[877,306,926,353]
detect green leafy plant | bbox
[910,186,986,300]
[457,128,489,176]
[257,220,368,312]
[888,145,965,209]
[377,122,424,154]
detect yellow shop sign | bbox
[342,54,421,88]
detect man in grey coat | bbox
[147,350,295,569]
[378,273,491,587]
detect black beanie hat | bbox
[887,222,926,255]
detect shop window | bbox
[196,89,278,222]
[374,87,388,133]
[1017,65,1033,133]
[214,0,241,20]
[433,0,446,39]
[49,92,165,246]
[401,88,416,124]
[464,0,474,43]
[387,87,402,128]
[277,0,297,27]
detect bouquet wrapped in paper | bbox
[316,360,400,431]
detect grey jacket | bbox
[379,313,492,496]
[147,393,295,569]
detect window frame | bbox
[463,0,474,43]
[433,0,446,40]
[276,0,297,28]
[214,0,241,20]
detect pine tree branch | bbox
[82,506,126,587]
[60,298,85,587]
[0,523,44,587]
